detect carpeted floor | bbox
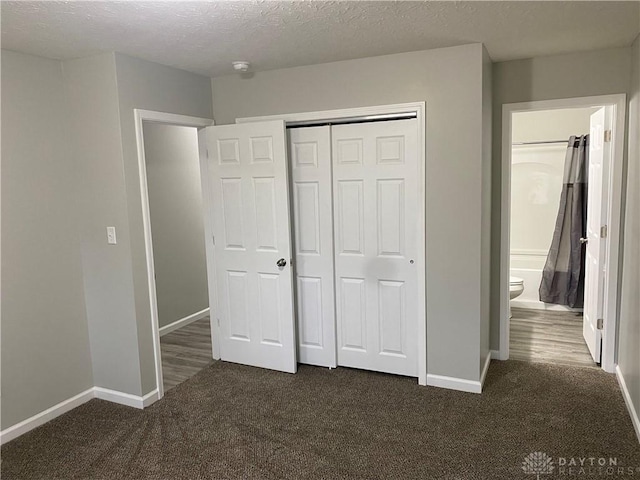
[2,360,639,479]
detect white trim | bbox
[510,299,582,312]
[236,102,428,386]
[237,102,425,125]
[0,386,161,445]
[198,130,222,361]
[616,365,640,443]
[93,387,159,409]
[427,374,482,394]
[0,388,94,445]
[500,95,626,371]
[134,109,214,402]
[480,353,492,388]
[159,308,210,337]
[490,349,501,360]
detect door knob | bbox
[276,258,287,267]
[579,237,588,244]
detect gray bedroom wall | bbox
[143,124,208,329]
[63,53,144,396]
[212,44,488,382]
[1,50,93,429]
[490,46,633,351]
[480,45,493,372]
[618,33,640,436]
[113,53,213,394]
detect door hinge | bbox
[600,225,608,238]
[212,234,215,245]
[597,318,604,330]
[206,148,210,158]
[604,130,612,143]
[216,318,220,327]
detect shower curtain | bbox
[539,135,589,308]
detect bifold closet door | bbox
[289,126,336,367]
[201,120,297,373]
[332,119,419,377]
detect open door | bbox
[582,107,610,363]
[200,120,297,373]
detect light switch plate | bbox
[107,226,117,245]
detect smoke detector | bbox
[232,61,250,73]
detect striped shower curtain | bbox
[539,135,589,308]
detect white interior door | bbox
[202,120,297,373]
[288,126,337,367]
[332,119,419,377]
[583,107,610,363]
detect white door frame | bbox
[500,94,626,373]
[134,109,214,400]
[237,102,428,385]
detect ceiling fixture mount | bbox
[232,61,250,72]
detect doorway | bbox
[500,95,626,373]
[134,110,214,400]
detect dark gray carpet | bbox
[2,360,639,479]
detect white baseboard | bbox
[427,354,491,394]
[159,307,210,336]
[93,387,159,409]
[1,386,160,445]
[0,388,94,445]
[511,299,582,313]
[490,349,502,360]
[427,373,482,394]
[616,365,640,443]
[480,353,491,389]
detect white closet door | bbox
[202,120,297,373]
[289,126,336,367]
[332,119,419,377]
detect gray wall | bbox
[480,45,493,372]
[212,44,489,382]
[618,34,640,434]
[490,47,632,350]
[143,124,208,328]
[63,53,213,397]
[1,50,93,429]
[114,53,213,394]
[64,53,144,395]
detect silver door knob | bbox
[579,237,588,244]
[276,258,287,267]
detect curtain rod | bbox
[512,140,569,146]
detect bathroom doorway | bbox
[500,95,626,372]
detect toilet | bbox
[509,276,524,318]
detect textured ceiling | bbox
[2,1,639,77]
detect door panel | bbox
[332,119,419,377]
[204,120,296,373]
[288,126,337,367]
[583,107,610,363]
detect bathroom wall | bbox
[510,107,595,310]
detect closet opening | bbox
[500,95,626,373]
[199,102,428,385]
